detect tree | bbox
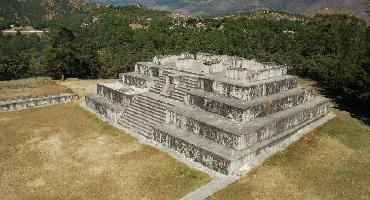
[41,26,99,79]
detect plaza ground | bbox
[0,78,369,199]
[0,79,211,199]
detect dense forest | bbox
[0,6,369,112]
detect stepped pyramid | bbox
[85,53,332,175]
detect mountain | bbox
[0,0,90,24]
[90,0,368,16]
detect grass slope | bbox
[211,109,370,199]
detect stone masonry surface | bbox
[0,93,77,112]
[85,53,331,175]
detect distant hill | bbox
[91,0,368,16]
[0,0,90,24]
[305,6,370,24]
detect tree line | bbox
[0,6,369,110]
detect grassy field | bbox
[0,79,211,199]
[0,77,72,101]
[1,78,369,199]
[211,109,370,199]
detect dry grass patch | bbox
[211,109,370,200]
[0,103,211,199]
[57,79,116,97]
[0,77,72,101]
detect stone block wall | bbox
[153,128,232,175]
[245,101,329,147]
[187,88,315,123]
[200,76,298,102]
[85,95,122,122]
[97,84,133,106]
[166,110,245,150]
[120,73,150,89]
[135,63,160,77]
[225,65,287,82]
[187,92,244,123]
[0,93,76,112]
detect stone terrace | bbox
[85,53,331,175]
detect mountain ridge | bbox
[90,0,367,16]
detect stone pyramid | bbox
[85,53,332,175]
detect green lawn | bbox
[211,109,370,199]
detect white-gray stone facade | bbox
[85,54,332,175]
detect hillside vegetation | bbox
[0,0,90,29]
[0,6,369,113]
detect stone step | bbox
[134,99,166,113]
[171,90,185,97]
[125,107,164,124]
[162,69,175,74]
[116,92,174,138]
[150,86,162,91]
[183,79,198,84]
[155,79,166,83]
[177,86,191,92]
[182,83,198,89]
[179,84,195,90]
[153,85,165,90]
[172,88,187,95]
[153,84,165,88]
[118,116,153,137]
[132,99,166,114]
[134,94,171,108]
[171,95,185,102]
[184,76,199,81]
[170,95,184,102]
[154,82,165,86]
[137,93,175,107]
[151,85,163,90]
[151,85,164,91]
[150,88,162,94]
[129,104,166,120]
[120,109,159,129]
[183,79,199,85]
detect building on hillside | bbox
[1,26,48,36]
